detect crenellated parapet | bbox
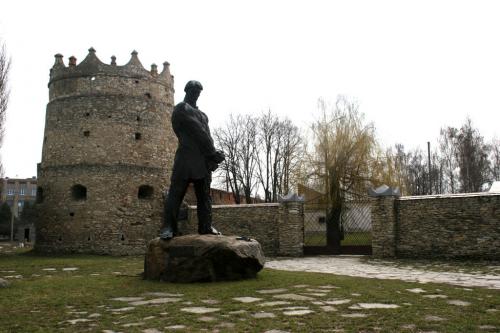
[49,47,172,86]
[48,48,174,104]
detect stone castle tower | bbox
[35,48,176,255]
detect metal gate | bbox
[303,191,372,255]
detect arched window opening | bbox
[138,185,154,200]
[71,184,87,201]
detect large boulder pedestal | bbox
[144,235,265,283]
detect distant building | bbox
[184,185,263,205]
[0,177,37,242]
[298,184,328,234]
[0,177,38,217]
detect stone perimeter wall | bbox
[371,193,500,259]
[179,201,304,257]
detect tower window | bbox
[83,131,90,137]
[136,116,141,122]
[145,93,151,99]
[135,132,142,140]
[138,185,154,200]
[85,112,90,117]
[71,184,87,201]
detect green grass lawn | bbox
[0,245,499,333]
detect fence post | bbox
[369,186,400,258]
[278,194,304,256]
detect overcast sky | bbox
[1,0,499,178]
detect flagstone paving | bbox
[356,303,400,309]
[165,325,186,330]
[272,293,315,301]
[266,256,500,289]
[252,312,276,318]
[422,294,448,299]
[180,307,220,314]
[256,288,288,294]
[446,299,471,306]
[259,301,291,307]
[129,298,182,306]
[283,309,314,316]
[232,296,263,303]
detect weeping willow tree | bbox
[0,40,10,176]
[309,96,376,248]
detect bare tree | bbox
[214,114,261,204]
[214,111,302,204]
[254,111,303,202]
[255,110,279,202]
[278,118,302,195]
[455,118,491,192]
[0,40,11,176]
[491,137,500,182]
[213,115,242,203]
[405,148,428,195]
[236,115,259,203]
[431,149,445,194]
[439,127,459,193]
[370,144,406,193]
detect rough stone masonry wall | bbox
[179,202,304,257]
[35,48,176,255]
[371,193,500,259]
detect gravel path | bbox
[266,256,500,289]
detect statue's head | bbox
[184,80,203,106]
[184,80,203,93]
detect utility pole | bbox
[427,141,432,195]
[10,191,17,241]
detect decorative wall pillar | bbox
[369,186,400,258]
[278,194,305,256]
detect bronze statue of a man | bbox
[160,80,225,240]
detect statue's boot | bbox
[159,226,174,240]
[199,225,221,236]
[159,221,178,240]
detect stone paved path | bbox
[266,256,500,289]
